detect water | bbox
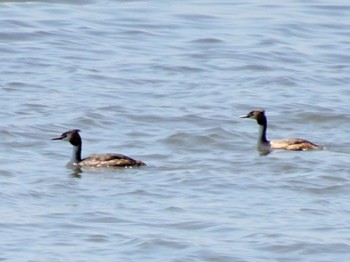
[1,0,350,261]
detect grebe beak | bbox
[239,114,249,118]
[51,135,65,140]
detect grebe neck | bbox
[258,123,268,143]
[71,144,82,164]
[257,114,269,146]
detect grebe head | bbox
[240,109,266,125]
[52,129,82,146]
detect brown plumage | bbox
[240,109,321,152]
[52,129,146,167]
[79,153,145,167]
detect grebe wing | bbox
[270,138,321,151]
[81,153,146,167]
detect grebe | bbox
[52,129,146,167]
[240,109,321,152]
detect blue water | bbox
[1,0,350,261]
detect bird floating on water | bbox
[52,129,146,167]
[240,109,321,152]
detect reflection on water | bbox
[259,149,272,156]
[70,166,83,178]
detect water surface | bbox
[1,0,350,261]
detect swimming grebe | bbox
[52,129,146,167]
[240,109,321,152]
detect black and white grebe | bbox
[240,109,321,152]
[52,129,146,167]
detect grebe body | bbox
[52,129,146,167]
[240,110,321,152]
